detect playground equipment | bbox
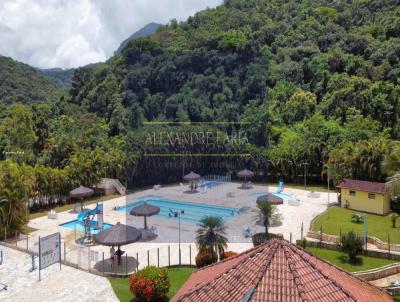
[77,203,104,243]
[277,180,284,193]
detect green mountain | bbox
[115,22,161,54]
[38,67,75,88]
[0,55,65,104]
[1,0,400,190]
[68,0,400,185]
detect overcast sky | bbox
[0,0,222,69]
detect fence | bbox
[1,233,197,277]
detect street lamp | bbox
[169,209,184,266]
[302,161,309,189]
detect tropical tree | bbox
[257,201,272,237]
[382,142,400,196]
[196,216,228,260]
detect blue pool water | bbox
[251,192,296,201]
[60,220,113,234]
[199,181,221,189]
[117,197,240,224]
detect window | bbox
[349,190,356,196]
[368,193,375,199]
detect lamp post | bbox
[302,161,308,189]
[169,209,184,266]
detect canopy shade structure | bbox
[256,193,284,205]
[237,169,254,179]
[69,185,94,198]
[94,222,142,265]
[130,203,160,229]
[69,185,94,212]
[183,171,201,181]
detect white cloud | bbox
[0,0,222,69]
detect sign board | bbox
[39,232,61,270]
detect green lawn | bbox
[307,246,399,272]
[312,207,400,244]
[107,267,194,302]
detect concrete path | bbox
[0,246,118,302]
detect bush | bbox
[222,251,238,259]
[391,213,397,228]
[297,237,307,249]
[338,231,364,263]
[195,252,217,268]
[129,266,170,302]
[252,233,276,247]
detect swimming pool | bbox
[117,197,240,224]
[60,220,113,234]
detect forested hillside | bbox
[0,55,65,104]
[1,0,400,231]
[69,0,400,185]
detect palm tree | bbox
[196,216,228,259]
[382,142,400,196]
[257,202,272,236]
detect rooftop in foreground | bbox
[172,236,392,302]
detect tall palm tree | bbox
[196,216,228,259]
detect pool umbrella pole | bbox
[237,169,255,187]
[69,185,94,212]
[183,171,201,192]
[94,222,141,265]
[130,203,160,230]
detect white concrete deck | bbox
[23,183,331,271]
[0,246,118,302]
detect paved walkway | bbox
[0,246,118,302]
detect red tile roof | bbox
[337,179,388,194]
[172,238,392,302]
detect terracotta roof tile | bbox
[336,179,388,194]
[172,238,392,302]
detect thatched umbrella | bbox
[94,222,141,265]
[130,202,160,230]
[256,193,283,205]
[183,171,201,191]
[69,185,94,212]
[238,169,254,181]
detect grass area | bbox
[307,246,399,272]
[107,267,194,302]
[28,193,121,220]
[312,207,400,244]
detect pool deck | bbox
[2,183,333,301]
[24,183,332,267]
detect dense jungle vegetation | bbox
[1,0,400,235]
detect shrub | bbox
[391,213,397,228]
[338,231,364,263]
[222,251,238,259]
[195,252,217,268]
[129,266,170,302]
[297,237,307,249]
[252,232,276,247]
